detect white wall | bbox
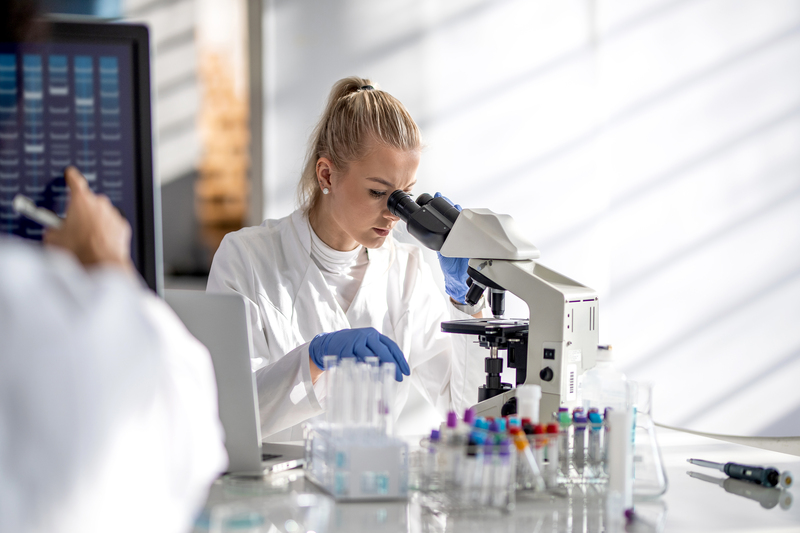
[124,0,201,185]
[260,0,800,437]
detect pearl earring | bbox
[322,188,329,195]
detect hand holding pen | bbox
[15,167,133,274]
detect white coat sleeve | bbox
[207,234,323,439]
[406,256,485,418]
[0,242,227,533]
[206,233,272,368]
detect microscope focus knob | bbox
[539,367,554,382]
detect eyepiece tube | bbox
[416,193,434,206]
[387,189,460,251]
[387,190,419,223]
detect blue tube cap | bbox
[588,411,603,424]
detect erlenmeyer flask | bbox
[632,382,668,499]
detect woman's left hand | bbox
[434,192,470,304]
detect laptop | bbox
[165,289,304,476]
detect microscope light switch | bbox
[543,348,555,360]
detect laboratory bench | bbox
[192,427,800,533]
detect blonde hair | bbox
[298,76,422,211]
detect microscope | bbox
[388,191,599,422]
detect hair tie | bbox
[360,85,374,91]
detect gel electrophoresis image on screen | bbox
[0,42,138,257]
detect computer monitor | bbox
[0,20,161,292]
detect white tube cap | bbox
[517,384,542,423]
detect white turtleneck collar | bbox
[308,221,369,312]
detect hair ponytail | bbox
[298,76,421,211]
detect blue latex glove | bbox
[309,327,411,381]
[434,192,470,304]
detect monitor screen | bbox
[0,21,159,292]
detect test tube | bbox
[533,424,546,478]
[513,432,545,492]
[606,409,634,514]
[558,408,571,478]
[339,358,356,426]
[354,362,370,429]
[441,411,463,495]
[493,440,514,508]
[365,356,379,431]
[545,423,560,488]
[460,431,480,504]
[573,412,587,476]
[426,429,441,493]
[479,441,494,506]
[588,408,603,477]
[323,355,338,426]
[380,362,396,436]
[603,407,612,475]
[467,431,485,504]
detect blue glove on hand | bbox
[309,327,411,382]
[434,192,470,304]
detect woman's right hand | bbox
[309,327,411,382]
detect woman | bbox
[207,77,485,441]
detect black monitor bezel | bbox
[27,20,161,293]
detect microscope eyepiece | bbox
[416,193,434,206]
[387,190,419,223]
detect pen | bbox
[13,194,63,229]
[688,458,793,489]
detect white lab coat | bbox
[0,237,227,533]
[207,209,485,441]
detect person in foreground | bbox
[208,77,485,441]
[0,168,227,533]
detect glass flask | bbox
[632,382,668,499]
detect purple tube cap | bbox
[447,411,458,428]
[430,429,441,442]
[464,407,476,425]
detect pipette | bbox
[12,194,63,229]
[688,458,792,489]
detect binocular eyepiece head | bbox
[387,190,506,314]
[386,190,459,251]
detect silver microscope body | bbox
[388,192,598,422]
